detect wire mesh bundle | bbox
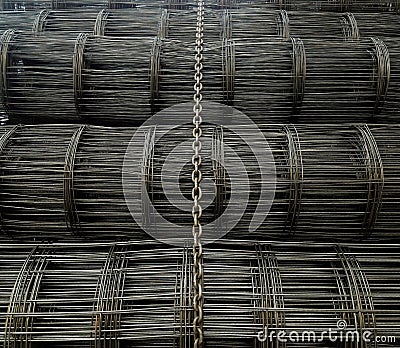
[0,123,399,242]
[227,39,294,121]
[224,36,397,121]
[1,0,137,10]
[221,123,400,241]
[0,31,158,124]
[297,38,384,120]
[32,9,100,35]
[275,10,351,41]
[0,124,155,240]
[78,35,155,124]
[0,241,399,347]
[93,7,164,37]
[220,8,278,40]
[0,31,80,122]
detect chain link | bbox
[193,0,204,347]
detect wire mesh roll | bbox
[223,37,397,121]
[276,10,350,40]
[220,8,277,40]
[269,0,399,12]
[0,124,147,240]
[228,39,294,121]
[216,122,399,240]
[0,123,399,241]
[79,35,155,124]
[0,31,157,124]
[1,31,79,122]
[32,9,100,35]
[0,241,398,346]
[93,7,164,37]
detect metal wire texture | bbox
[0,241,398,347]
[0,123,398,241]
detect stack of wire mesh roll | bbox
[0,0,400,346]
[0,241,399,347]
[0,122,398,242]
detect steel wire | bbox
[0,241,398,347]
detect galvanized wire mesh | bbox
[0,241,398,347]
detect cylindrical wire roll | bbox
[378,37,400,120]
[1,31,79,122]
[32,9,100,35]
[0,123,399,242]
[0,124,147,240]
[223,37,397,121]
[355,12,400,39]
[297,39,378,119]
[93,7,164,37]
[277,10,349,40]
[79,35,155,124]
[0,241,399,346]
[1,32,157,125]
[229,39,293,121]
[220,8,277,40]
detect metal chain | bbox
[192,0,204,347]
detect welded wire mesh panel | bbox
[0,242,398,347]
[0,124,399,242]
